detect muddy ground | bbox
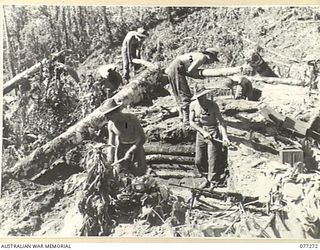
[1,83,319,238]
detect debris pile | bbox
[77,143,187,236]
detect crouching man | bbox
[189,84,230,188]
[103,98,147,176]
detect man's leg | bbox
[122,49,130,83]
[207,140,220,183]
[133,146,147,176]
[115,144,131,175]
[178,74,191,124]
[195,133,209,181]
[167,66,183,120]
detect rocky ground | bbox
[1,6,320,239]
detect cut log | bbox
[261,105,316,138]
[283,117,309,136]
[9,66,164,179]
[3,50,73,95]
[229,75,304,86]
[200,66,250,77]
[146,154,194,165]
[216,99,259,115]
[149,164,195,171]
[260,105,285,126]
[144,143,195,156]
[151,170,200,179]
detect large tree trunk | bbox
[201,66,247,77]
[3,7,16,79]
[3,50,72,95]
[62,7,69,49]
[229,75,304,86]
[9,66,164,179]
[102,6,113,46]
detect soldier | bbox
[104,98,147,176]
[225,77,254,100]
[189,83,230,188]
[97,64,122,98]
[245,47,278,77]
[165,48,220,124]
[303,54,319,91]
[122,27,149,82]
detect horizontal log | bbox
[201,66,249,77]
[151,170,200,179]
[283,117,309,136]
[216,99,259,115]
[149,164,195,171]
[146,154,194,165]
[260,105,310,136]
[229,75,304,86]
[3,50,72,95]
[144,143,195,156]
[260,105,285,126]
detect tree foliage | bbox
[3,5,188,80]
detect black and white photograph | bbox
[1,4,320,239]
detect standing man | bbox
[103,98,147,176]
[165,48,220,124]
[122,27,149,83]
[189,83,230,188]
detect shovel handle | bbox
[111,157,127,166]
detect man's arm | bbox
[107,121,116,162]
[214,103,230,145]
[124,117,146,160]
[189,103,211,139]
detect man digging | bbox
[189,83,230,189]
[103,98,147,176]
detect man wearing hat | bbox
[122,27,149,83]
[189,83,230,188]
[103,98,147,176]
[97,64,122,98]
[165,48,220,124]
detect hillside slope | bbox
[1,6,320,238]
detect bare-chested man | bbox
[103,98,147,176]
[165,48,220,124]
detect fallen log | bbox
[216,99,259,115]
[229,75,304,86]
[146,154,194,165]
[134,58,249,79]
[260,105,285,126]
[200,65,251,77]
[151,170,200,179]
[3,50,73,95]
[283,117,309,136]
[149,164,195,171]
[260,105,310,137]
[10,66,164,179]
[144,143,195,156]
